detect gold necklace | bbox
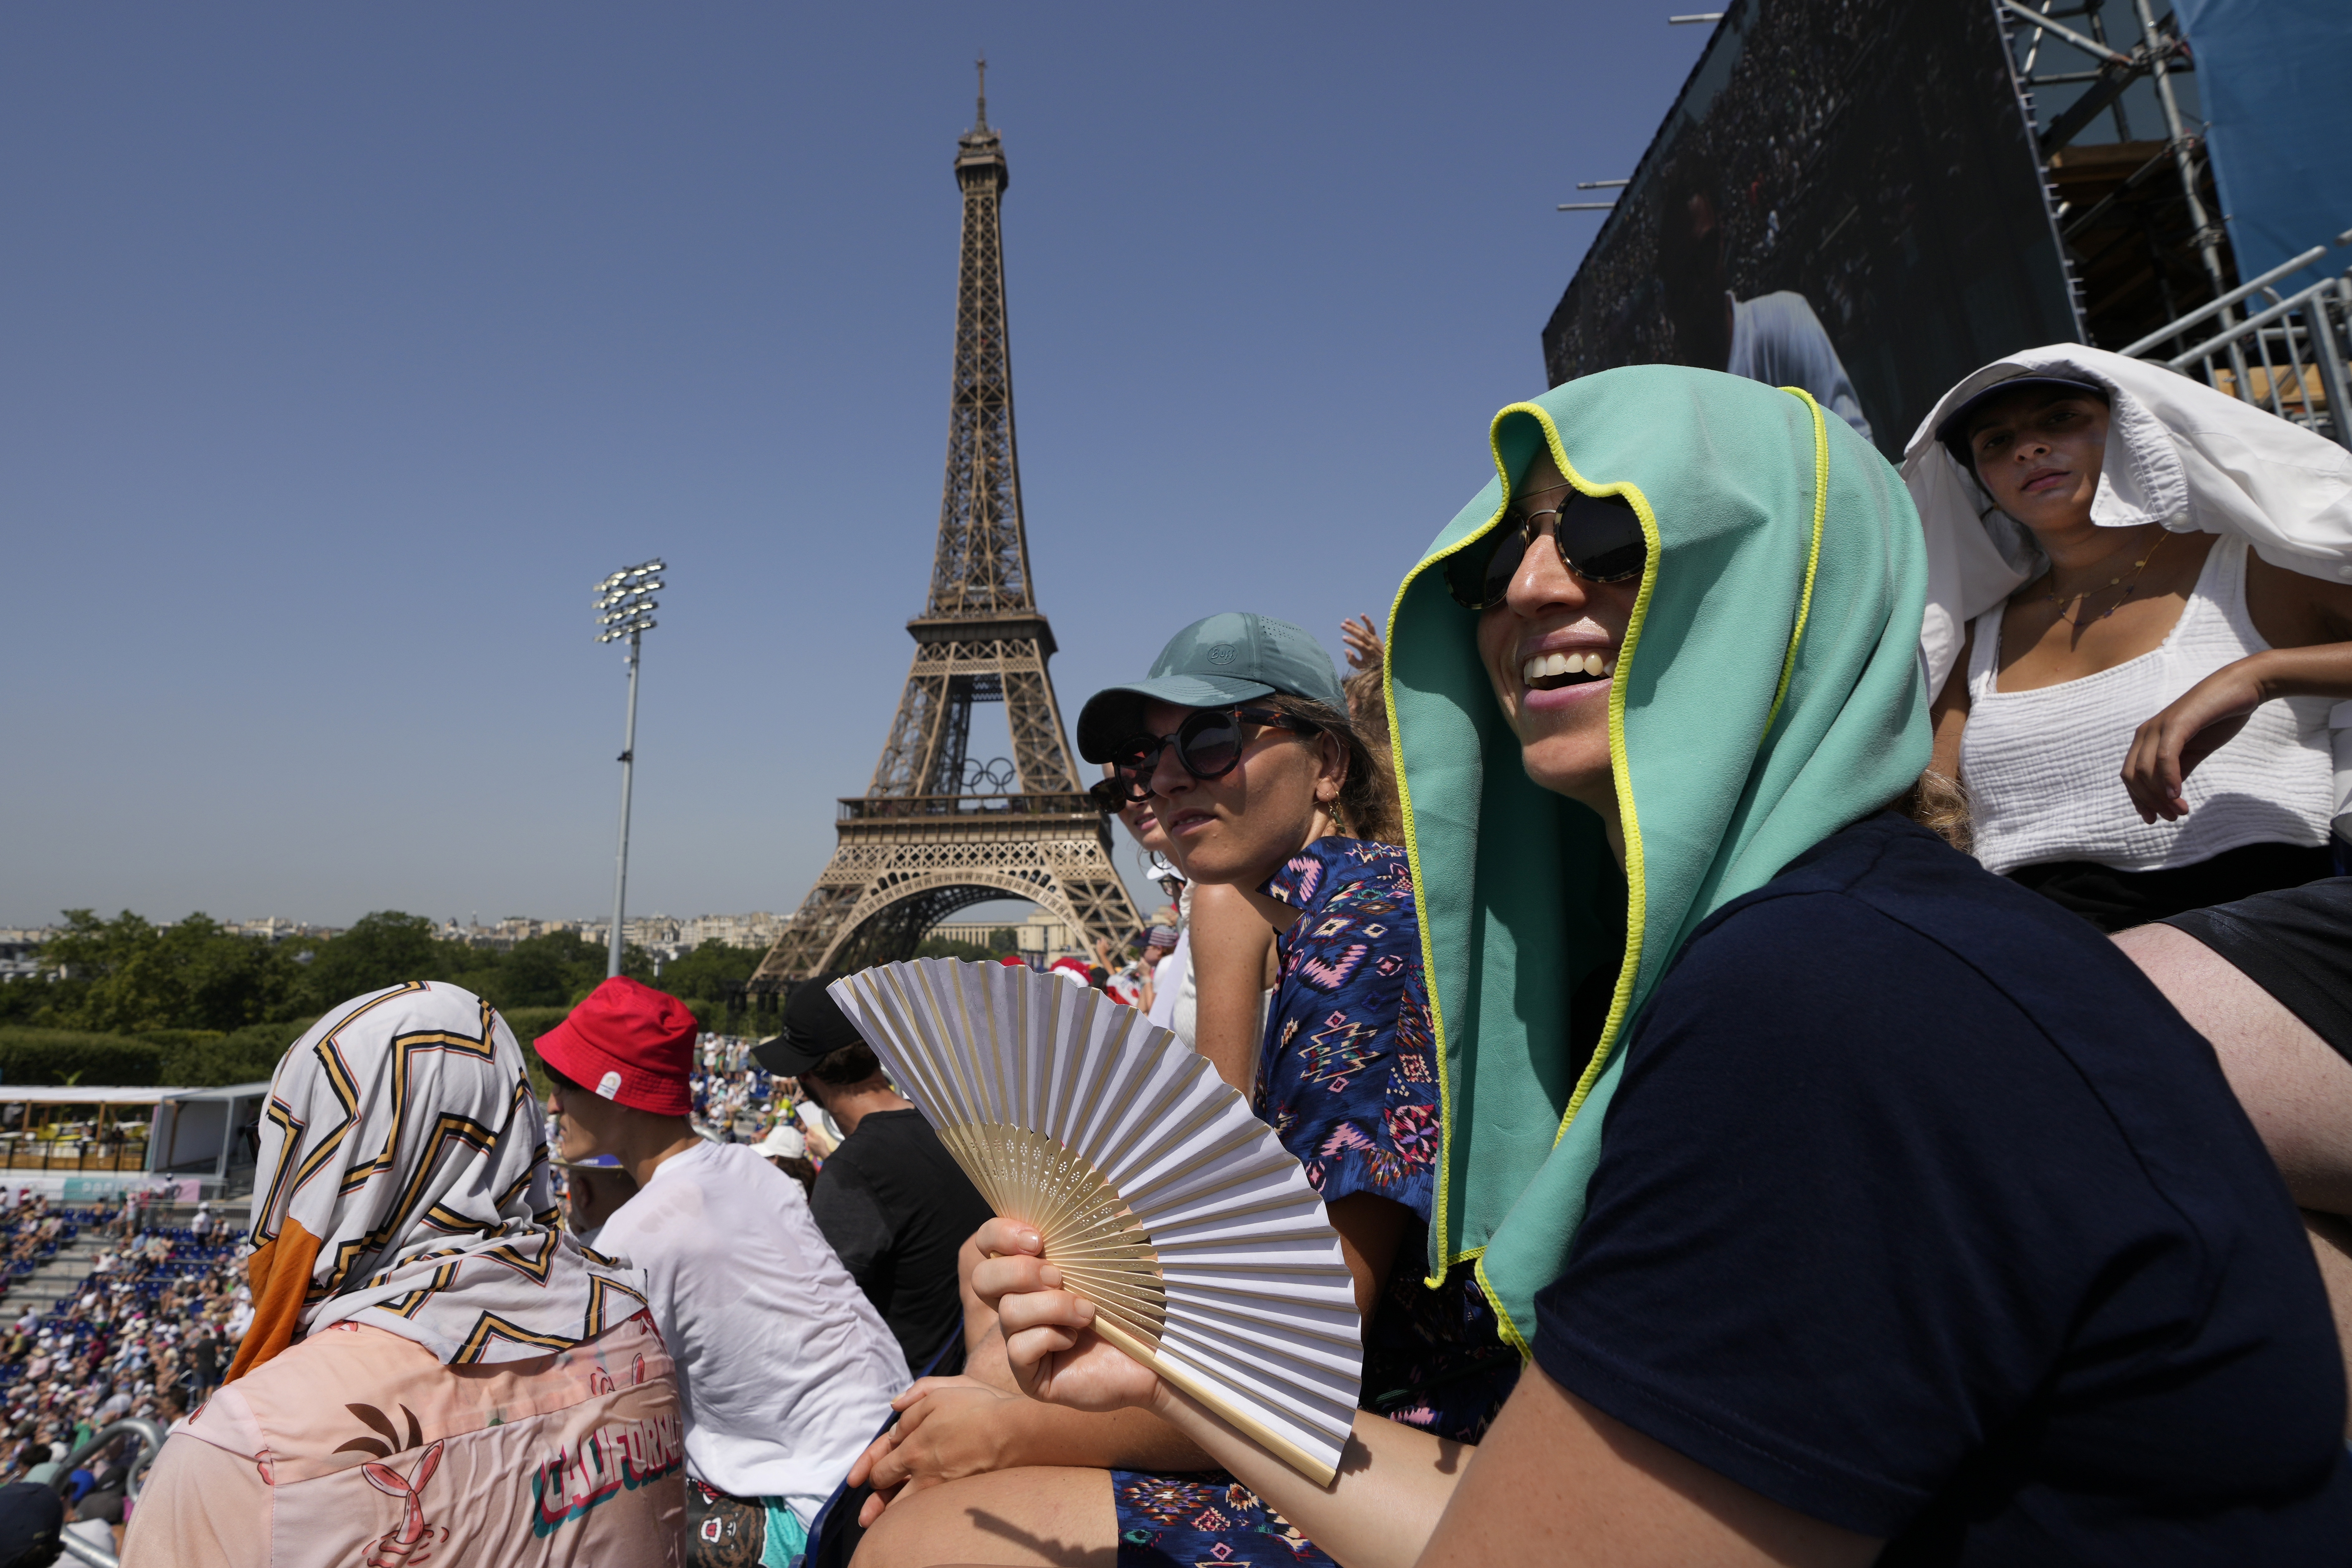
[2041,530,2167,627]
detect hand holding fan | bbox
[827,957,1363,1484]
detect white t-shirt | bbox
[1147,939,1186,1032]
[597,1140,909,1519]
[1160,884,1196,1049]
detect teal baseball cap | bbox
[1076,612,1347,762]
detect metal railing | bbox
[2124,230,2352,451]
[838,792,1099,821]
[0,1139,149,1173]
[50,1416,168,1567]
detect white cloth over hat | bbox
[1904,344,2352,692]
[1903,344,2352,825]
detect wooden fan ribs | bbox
[830,957,1361,1486]
[850,968,1168,1343]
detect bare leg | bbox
[2116,924,2352,1436]
[2113,924,2352,1212]
[851,1466,1117,1568]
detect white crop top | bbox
[1960,534,2336,876]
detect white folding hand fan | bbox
[828,957,1362,1484]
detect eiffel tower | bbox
[749,69,1141,991]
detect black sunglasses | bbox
[1444,487,1648,611]
[1086,777,1129,813]
[1106,706,1320,803]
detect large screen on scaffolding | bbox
[1541,0,2081,457]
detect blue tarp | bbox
[2174,0,2352,292]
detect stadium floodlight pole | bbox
[593,559,665,979]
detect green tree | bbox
[917,932,1019,962]
[0,973,53,1027]
[637,941,760,1035]
[481,931,609,1010]
[9,906,691,1041]
[40,910,298,1034]
[655,940,761,1001]
[296,912,459,1011]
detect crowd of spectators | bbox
[688,1035,791,1145]
[0,1193,247,1511]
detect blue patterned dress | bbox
[1110,838,1520,1567]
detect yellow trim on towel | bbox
[1386,481,1506,1288]
[1467,406,1664,1358]
[1765,388,1830,735]
[1470,1249,1532,1359]
[1513,406,1657,1150]
[1401,389,1836,1348]
[1396,400,1667,1303]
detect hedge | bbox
[0,1021,325,1090]
[0,1029,166,1087]
[499,1007,572,1046]
[159,1020,315,1087]
[0,1001,725,1098]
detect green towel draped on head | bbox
[1384,365,1931,1352]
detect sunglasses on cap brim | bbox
[1445,487,1648,611]
[1104,705,1320,804]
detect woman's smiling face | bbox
[1475,444,1642,816]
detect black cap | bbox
[752,980,868,1078]
[0,1481,61,1568]
[1934,375,2109,465]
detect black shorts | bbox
[2161,877,2352,1065]
[2008,841,2336,933]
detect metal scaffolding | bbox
[2004,2,2352,448]
[2000,0,2231,350]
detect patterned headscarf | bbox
[225,982,647,1382]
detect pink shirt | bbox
[123,1312,683,1567]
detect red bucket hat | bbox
[534,977,696,1116]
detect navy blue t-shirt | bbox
[1533,813,2352,1563]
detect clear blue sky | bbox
[2,3,1710,930]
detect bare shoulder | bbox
[2246,549,2352,646]
[1931,623,1974,718]
[1186,881,1274,958]
[1927,623,1973,783]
